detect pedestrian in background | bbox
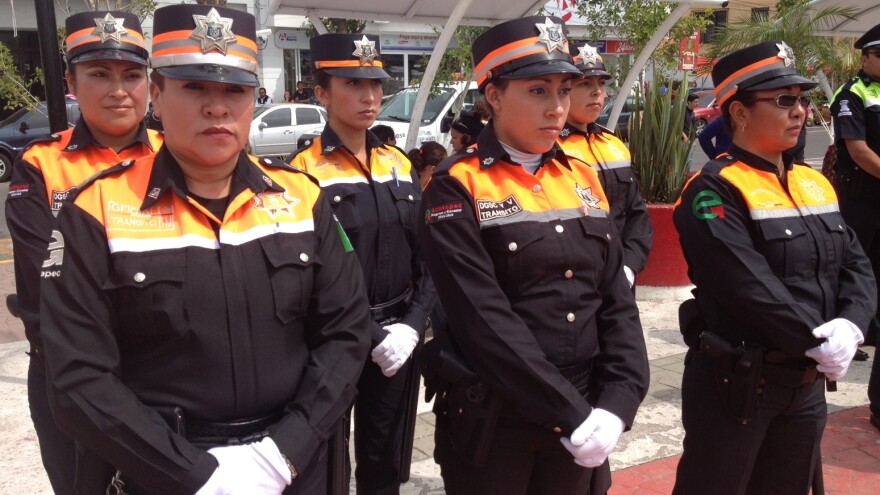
[293,81,311,104]
[407,141,447,190]
[39,5,370,493]
[5,11,162,494]
[673,41,875,494]
[288,33,436,495]
[449,113,484,154]
[697,117,732,159]
[420,16,648,494]
[257,86,272,106]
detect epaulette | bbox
[433,146,477,175]
[257,154,322,188]
[284,142,312,164]
[19,132,64,155]
[67,159,137,204]
[594,124,615,135]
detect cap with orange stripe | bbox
[472,16,581,92]
[310,34,390,79]
[150,5,259,87]
[570,42,611,79]
[712,41,816,107]
[64,11,147,66]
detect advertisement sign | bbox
[605,40,635,54]
[380,34,439,52]
[679,31,700,71]
[274,29,310,50]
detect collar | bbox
[858,69,878,86]
[319,125,384,155]
[475,121,569,170]
[559,122,606,141]
[64,117,155,153]
[727,143,793,175]
[141,146,284,210]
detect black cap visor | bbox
[321,66,391,79]
[580,69,612,79]
[745,73,817,93]
[69,49,147,66]
[499,60,583,81]
[155,65,259,87]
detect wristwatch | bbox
[283,455,298,480]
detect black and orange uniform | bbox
[38,147,371,494]
[6,120,162,493]
[289,127,436,492]
[558,122,653,275]
[420,124,649,493]
[672,145,876,493]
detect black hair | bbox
[687,92,700,103]
[150,70,166,90]
[313,69,332,92]
[371,124,396,144]
[407,141,448,173]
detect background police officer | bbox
[5,11,160,493]
[831,23,880,431]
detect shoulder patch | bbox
[691,190,725,220]
[425,201,466,224]
[7,182,32,199]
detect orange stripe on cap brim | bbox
[153,29,257,52]
[153,46,257,64]
[66,26,146,50]
[315,60,385,69]
[715,56,782,106]
[475,36,561,85]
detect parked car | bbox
[374,82,480,149]
[247,103,327,157]
[692,90,722,136]
[0,99,81,181]
[596,94,636,141]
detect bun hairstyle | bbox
[451,112,486,144]
[407,141,448,174]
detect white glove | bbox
[804,318,864,381]
[623,266,635,288]
[371,323,419,377]
[559,408,625,468]
[196,437,291,495]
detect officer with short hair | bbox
[831,22,880,432]
[39,5,370,493]
[5,11,161,493]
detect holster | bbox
[678,299,705,349]
[700,331,764,424]
[446,380,503,467]
[420,336,477,402]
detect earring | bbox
[741,122,747,133]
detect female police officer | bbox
[419,16,648,494]
[39,5,369,493]
[287,33,435,495]
[672,42,876,494]
[5,11,161,493]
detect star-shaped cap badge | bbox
[535,18,567,53]
[776,41,795,68]
[191,7,237,55]
[352,35,378,65]
[578,44,601,65]
[93,13,127,43]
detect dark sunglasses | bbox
[747,94,811,109]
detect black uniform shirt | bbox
[558,122,653,272]
[674,145,876,356]
[832,70,880,178]
[289,127,436,345]
[40,147,370,494]
[420,124,649,434]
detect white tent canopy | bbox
[808,0,880,38]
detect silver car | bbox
[248,103,327,157]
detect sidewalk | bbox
[0,259,877,494]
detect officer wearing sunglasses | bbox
[672,41,875,494]
[831,22,880,434]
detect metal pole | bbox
[35,0,67,133]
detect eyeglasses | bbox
[747,94,811,109]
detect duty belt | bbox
[157,406,282,446]
[699,335,821,388]
[370,285,413,323]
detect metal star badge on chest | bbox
[191,7,237,55]
[575,183,601,212]
[535,18,567,53]
[775,42,795,68]
[353,35,378,65]
[93,13,127,43]
[254,192,301,219]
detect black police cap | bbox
[65,11,147,66]
[472,16,581,92]
[855,23,880,50]
[712,41,816,107]
[570,42,611,79]
[451,114,485,137]
[310,34,390,79]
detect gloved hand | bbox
[623,266,635,288]
[196,437,291,495]
[804,318,864,381]
[560,408,625,468]
[371,323,419,377]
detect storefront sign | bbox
[274,29,310,50]
[380,34,439,52]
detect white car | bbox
[248,103,327,157]
[374,82,480,149]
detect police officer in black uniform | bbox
[420,16,649,494]
[287,34,436,495]
[673,41,876,494]
[830,23,880,431]
[39,5,370,493]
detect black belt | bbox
[699,336,821,388]
[156,406,282,446]
[370,286,413,322]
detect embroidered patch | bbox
[476,195,523,222]
[837,99,852,118]
[692,190,725,220]
[51,187,76,213]
[575,184,601,210]
[7,182,31,199]
[40,230,64,279]
[425,201,466,224]
[106,201,175,232]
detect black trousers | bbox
[28,354,76,495]
[673,352,826,495]
[434,415,610,495]
[870,329,880,418]
[352,357,416,495]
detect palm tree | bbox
[706,2,859,100]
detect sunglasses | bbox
[747,94,811,109]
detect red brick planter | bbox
[636,204,692,287]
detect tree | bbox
[0,43,42,111]
[706,2,859,99]
[418,26,486,88]
[304,19,366,36]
